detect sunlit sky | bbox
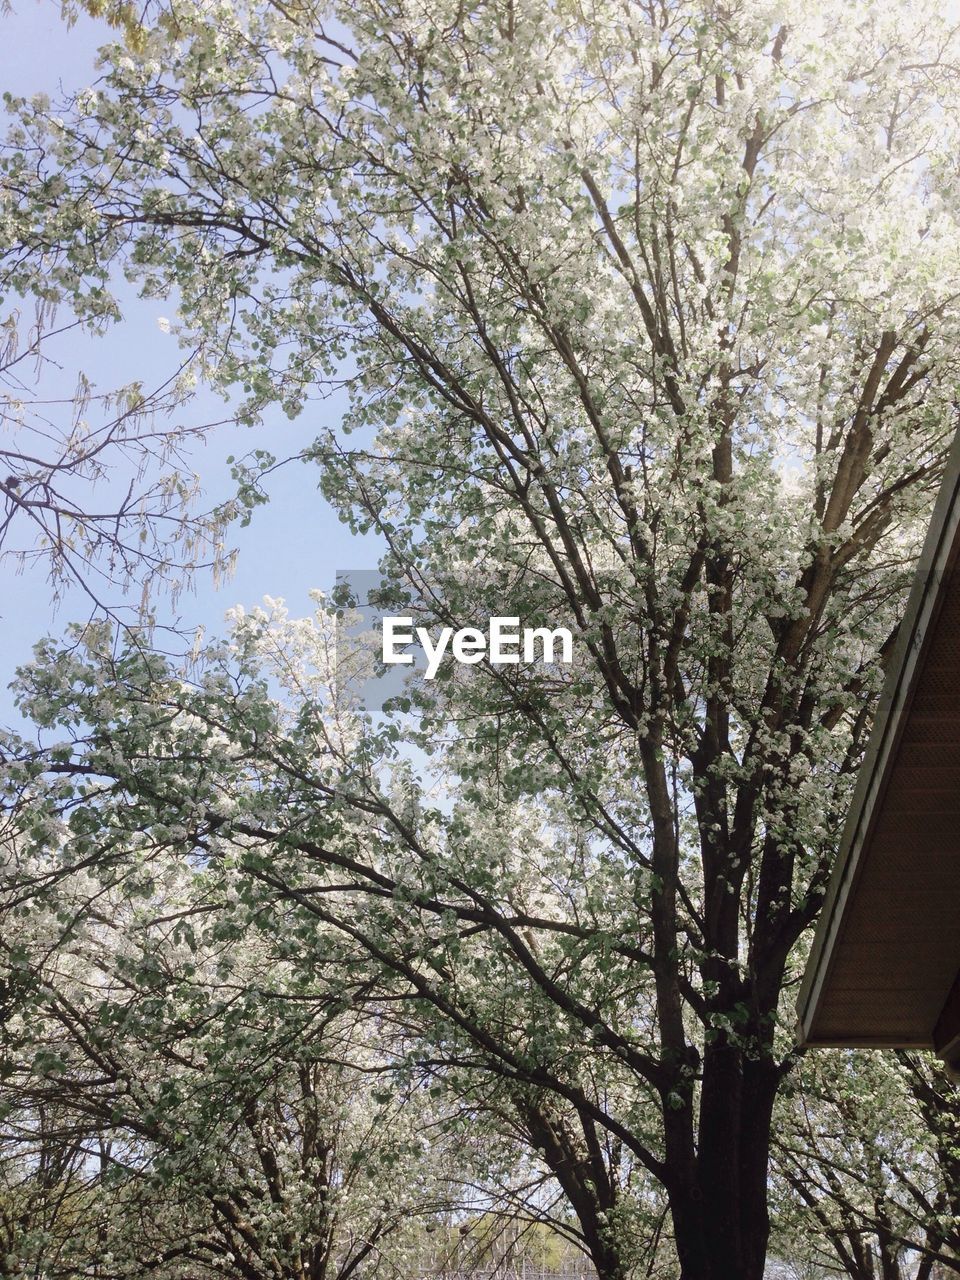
[0,0,383,725]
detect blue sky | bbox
[0,1,383,725]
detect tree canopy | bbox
[3,2,960,1278]
[0,300,236,611]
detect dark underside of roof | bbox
[798,435,960,1072]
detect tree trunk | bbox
[665,1038,781,1280]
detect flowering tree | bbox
[0,818,467,1279]
[5,1,960,1278]
[2,605,679,1279]
[770,1052,960,1280]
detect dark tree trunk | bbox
[521,1104,630,1280]
[664,1047,779,1280]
